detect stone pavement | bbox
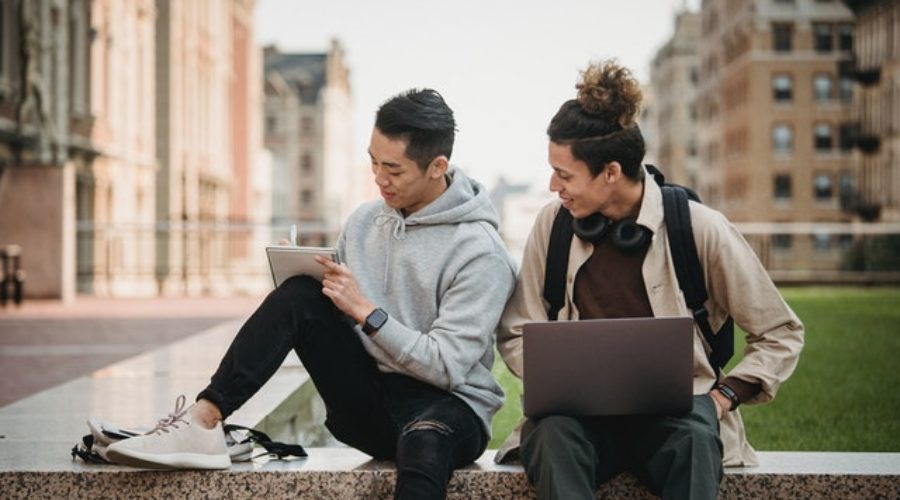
[0,296,263,408]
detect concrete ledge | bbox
[2,448,899,499]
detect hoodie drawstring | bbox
[375,212,407,240]
[374,212,407,293]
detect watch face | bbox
[368,308,389,329]
[364,308,388,334]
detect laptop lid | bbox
[522,316,694,418]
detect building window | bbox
[773,124,793,152]
[301,116,314,136]
[266,116,277,134]
[773,74,792,102]
[814,74,833,102]
[839,123,856,151]
[774,174,792,200]
[814,173,833,200]
[815,123,833,152]
[814,23,834,52]
[839,76,853,102]
[839,172,854,198]
[838,234,853,250]
[812,232,832,253]
[838,24,853,51]
[301,189,313,208]
[301,153,313,173]
[773,23,793,52]
[773,234,793,251]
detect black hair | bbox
[375,89,456,170]
[547,61,646,180]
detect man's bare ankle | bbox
[190,399,223,430]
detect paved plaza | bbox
[0,296,263,408]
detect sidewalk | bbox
[0,295,263,408]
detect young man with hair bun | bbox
[496,61,804,500]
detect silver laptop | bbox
[522,316,694,418]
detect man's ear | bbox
[428,156,449,179]
[604,161,623,182]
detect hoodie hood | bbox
[374,167,500,240]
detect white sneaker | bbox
[106,395,230,470]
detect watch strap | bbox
[715,383,740,411]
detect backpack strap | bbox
[223,424,308,459]
[543,206,574,321]
[661,186,732,377]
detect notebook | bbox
[265,246,339,287]
[522,316,694,418]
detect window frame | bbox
[772,23,793,52]
[773,74,793,102]
[774,173,792,201]
[814,123,834,152]
[773,124,794,153]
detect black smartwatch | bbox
[715,384,740,411]
[362,308,389,336]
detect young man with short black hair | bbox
[108,89,517,500]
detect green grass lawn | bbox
[489,287,900,451]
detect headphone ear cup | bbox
[611,218,651,252]
[572,213,611,243]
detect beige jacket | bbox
[495,174,804,467]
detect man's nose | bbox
[548,175,561,192]
[373,166,390,186]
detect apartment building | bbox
[843,0,900,222]
[697,0,855,270]
[649,11,702,189]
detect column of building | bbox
[0,0,95,301]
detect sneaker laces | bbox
[150,394,189,435]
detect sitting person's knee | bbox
[522,415,582,446]
[397,419,454,465]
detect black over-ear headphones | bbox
[572,213,651,252]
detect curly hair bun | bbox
[576,60,643,128]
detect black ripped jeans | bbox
[198,276,487,500]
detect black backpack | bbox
[542,164,734,377]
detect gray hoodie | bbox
[337,167,517,436]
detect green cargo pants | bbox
[521,394,724,500]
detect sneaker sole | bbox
[106,448,231,470]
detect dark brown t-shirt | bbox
[573,237,653,319]
[573,232,760,403]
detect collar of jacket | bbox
[634,165,665,235]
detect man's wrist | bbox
[714,383,740,411]
[361,307,389,336]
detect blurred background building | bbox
[649,11,701,189]
[842,0,899,223]
[263,41,354,246]
[693,0,856,273]
[0,0,94,301]
[1,0,897,300]
[79,0,157,297]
